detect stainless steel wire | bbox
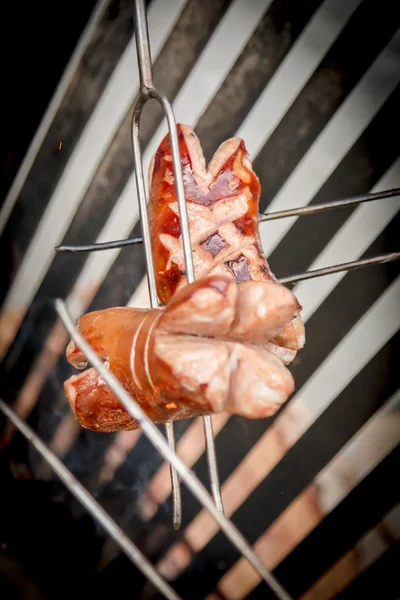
[55,187,400,253]
[0,398,183,600]
[131,0,223,530]
[280,251,400,284]
[165,418,182,529]
[2,1,396,598]
[259,186,400,221]
[132,96,184,527]
[54,299,294,600]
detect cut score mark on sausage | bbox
[64,276,301,431]
[149,124,305,353]
[225,255,251,282]
[62,124,305,433]
[149,125,270,302]
[202,233,228,257]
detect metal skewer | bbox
[259,186,400,221]
[130,0,223,529]
[55,187,400,253]
[280,252,400,285]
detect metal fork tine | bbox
[131,96,183,529]
[280,252,400,285]
[131,99,157,305]
[258,186,400,222]
[165,421,182,529]
[131,0,224,521]
[151,88,225,515]
[130,0,186,529]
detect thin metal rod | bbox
[55,299,293,600]
[0,398,182,600]
[259,186,400,222]
[203,415,224,514]
[131,99,159,307]
[165,422,182,529]
[133,0,154,92]
[151,88,224,514]
[280,252,400,284]
[54,187,400,254]
[133,0,224,518]
[150,90,196,283]
[55,236,143,253]
[131,96,182,528]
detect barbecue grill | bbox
[1,1,399,599]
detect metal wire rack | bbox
[1,1,399,599]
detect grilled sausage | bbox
[64,276,298,431]
[148,124,305,352]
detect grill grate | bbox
[0,1,399,599]
[55,187,400,254]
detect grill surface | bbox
[0,0,399,598]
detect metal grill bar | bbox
[0,398,182,600]
[55,299,294,600]
[4,2,397,598]
[259,187,400,222]
[55,187,400,253]
[131,46,185,532]
[280,252,400,284]
[130,0,223,530]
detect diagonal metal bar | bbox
[131,94,182,529]
[54,298,293,600]
[0,398,182,600]
[131,0,224,526]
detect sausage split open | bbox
[64,125,305,431]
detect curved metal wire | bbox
[6,1,398,598]
[130,0,224,530]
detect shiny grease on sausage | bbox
[64,276,299,431]
[148,124,305,352]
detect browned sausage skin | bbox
[148,124,305,352]
[64,276,298,431]
[63,126,306,432]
